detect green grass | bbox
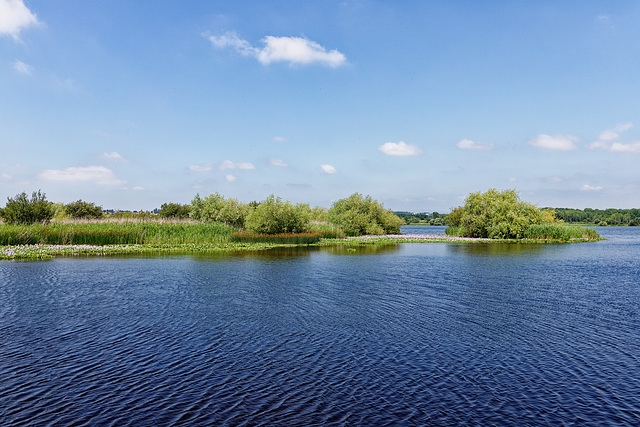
[524,224,601,241]
[230,231,322,244]
[0,220,237,246]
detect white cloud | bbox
[220,160,256,170]
[456,138,495,151]
[378,141,423,156]
[0,0,39,40]
[225,174,236,182]
[320,164,337,174]
[589,122,637,152]
[269,158,288,168]
[1,172,12,180]
[581,184,603,191]
[205,31,347,67]
[132,186,145,191]
[13,59,32,75]
[98,151,126,161]
[528,134,579,151]
[188,164,213,172]
[272,136,286,142]
[610,141,640,153]
[40,166,126,186]
[508,177,517,183]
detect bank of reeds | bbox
[524,224,601,241]
[230,231,322,245]
[0,221,236,245]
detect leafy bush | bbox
[327,193,404,235]
[158,202,191,219]
[445,189,556,239]
[190,193,250,228]
[64,200,104,219]
[0,190,55,224]
[244,195,310,234]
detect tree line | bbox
[551,207,640,226]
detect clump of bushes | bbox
[64,200,104,219]
[0,190,55,225]
[327,193,404,235]
[190,193,251,228]
[445,188,558,239]
[244,195,310,234]
[158,202,191,219]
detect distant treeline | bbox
[550,208,640,226]
[394,211,446,225]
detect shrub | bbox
[327,193,403,236]
[158,202,191,219]
[445,188,556,239]
[190,193,249,228]
[65,200,104,219]
[0,190,55,224]
[244,195,310,234]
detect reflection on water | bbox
[446,242,549,257]
[0,228,639,425]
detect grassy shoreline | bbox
[0,221,603,260]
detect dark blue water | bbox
[1,227,639,425]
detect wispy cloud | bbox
[320,164,337,174]
[378,141,422,156]
[204,31,347,68]
[225,174,236,182]
[272,136,286,142]
[269,158,288,168]
[220,160,256,170]
[581,184,603,192]
[588,122,638,152]
[97,151,126,161]
[40,166,126,186]
[456,139,495,151]
[0,0,39,40]
[528,134,579,151]
[188,164,213,172]
[13,59,32,75]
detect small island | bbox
[0,189,602,260]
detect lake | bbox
[1,226,639,425]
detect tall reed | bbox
[0,221,237,245]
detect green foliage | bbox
[328,193,404,235]
[190,193,250,228]
[524,224,600,241]
[230,231,321,245]
[445,189,556,239]
[244,195,310,234]
[553,207,640,226]
[0,220,236,245]
[1,190,55,225]
[64,199,104,219]
[158,202,191,219]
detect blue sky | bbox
[2,0,640,212]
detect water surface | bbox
[1,227,638,425]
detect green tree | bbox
[445,188,555,238]
[1,190,55,224]
[64,200,104,219]
[158,202,191,219]
[189,193,250,227]
[244,195,310,234]
[328,193,404,235]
